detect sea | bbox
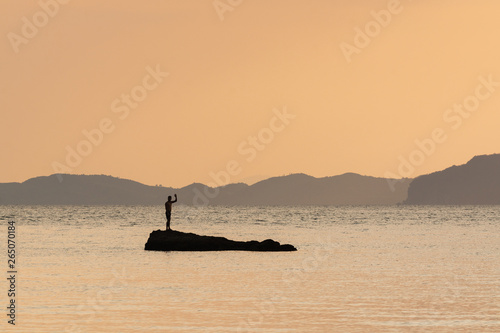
[0,205,499,333]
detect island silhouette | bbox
[1,153,498,205]
[0,172,410,205]
[145,229,297,252]
[404,153,500,204]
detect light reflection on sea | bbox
[0,205,499,332]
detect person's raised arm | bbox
[173,194,178,203]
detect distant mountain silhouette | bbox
[211,173,410,205]
[0,174,174,205]
[0,173,410,206]
[405,154,500,205]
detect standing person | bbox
[165,194,177,230]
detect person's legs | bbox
[166,211,171,230]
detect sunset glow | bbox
[2,0,500,187]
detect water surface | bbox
[1,205,499,332]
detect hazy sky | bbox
[2,0,500,187]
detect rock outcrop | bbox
[144,230,297,252]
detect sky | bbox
[2,0,500,188]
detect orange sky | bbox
[2,0,500,188]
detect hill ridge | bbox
[405,153,500,204]
[0,172,410,205]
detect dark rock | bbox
[144,230,297,252]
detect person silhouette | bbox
[165,194,177,230]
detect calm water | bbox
[0,205,499,332]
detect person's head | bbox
[168,196,172,201]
